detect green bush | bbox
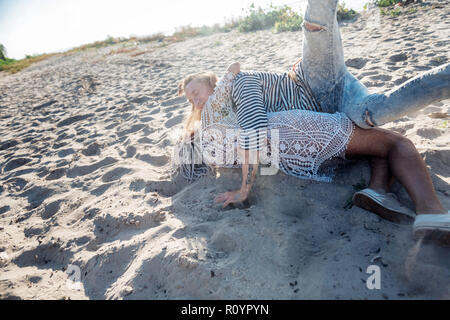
[274,6,303,32]
[372,0,402,7]
[0,57,16,68]
[222,17,240,32]
[170,5,303,37]
[337,2,358,21]
[389,8,402,16]
[0,53,57,73]
[0,43,6,60]
[197,24,224,36]
[0,44,17,72]
[104,35,117,45]
[379,6,403,17]
[238,4,297,32]
[238,4,270,32]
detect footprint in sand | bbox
[57,114,94,127]
[52,141,69,150]
[210,232,238,257]
[150,88,170,97]
[164,115,184,129]
[129,179,146,192]
[136,154,169,167]
[141,126,155,136]
[40,199,63,220]
[140,116,154,123]
[429,56,448,67]
[58,148,75,158]
[416,127,444,140]
[148,107,160,115]
[82,142,101,156]
[3,158,32,172]
[143,180,180,197]
[413,65,431,72]
[76,128,90,136]
[137,137,154,144]
[95,106,107,113]
[389,53,408,62]
[116,124,145,137]
[5,177,28,193]
[0,206,10,215]
[19,186,54,209]
[22,136,36,144]
[81,208,100,222]
[12,242,67,267]
[0,140,19,151]
[45,168,67,180]
[66,157,118,178]
[125,146,136,158]
[165,105,182,113]
[128,96,151,104]
[32,100,58,111]
[369,74,392,81]
[55,131,75,142]
[164,112,173,119]
[24,226,46,238]
[105,122,119,130]
[425,149,450,166]
[90,183,113,196]
[160,97,186,107]
[345,58,368,69]
[359,70,378,77]
[101,167,133,183]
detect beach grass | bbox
[337,2,358,21]
[0,53,58,74]
[1,2,360,74]
[372,0,403,7]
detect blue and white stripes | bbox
[231,67,321,150]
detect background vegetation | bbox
[372,0,403,6]
[337,2,358,21]
[0,2,389,74]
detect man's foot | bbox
[413,212,450,246]
[352,188,416,224]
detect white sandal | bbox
[352,188,416,224]
[413,211,450,246]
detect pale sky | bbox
[0,0,366,60]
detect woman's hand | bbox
[215,188,248,209]
[227,62,240,75]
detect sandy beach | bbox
[0,2,449,299]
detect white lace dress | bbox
[173,70,355,182]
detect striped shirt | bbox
[231,64,321,150]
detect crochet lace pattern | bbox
[172,70,355,182]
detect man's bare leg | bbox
[346,127,445,215]
[368,157,392,193]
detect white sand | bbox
[0,3,449,299]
